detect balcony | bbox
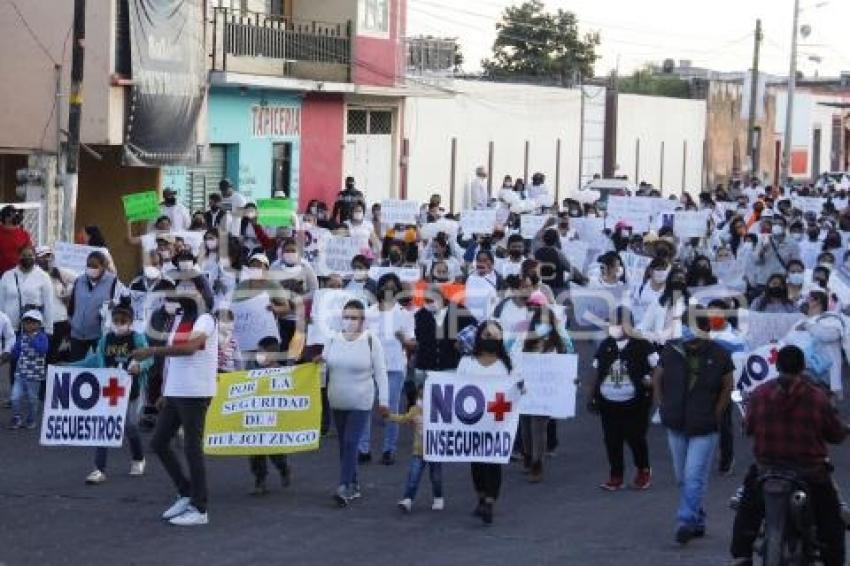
[210,7,352,84]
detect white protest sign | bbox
[689,285,745,306]
[520,215,550,239]
[650,198,680,219]
[460,209,497,235]
[128,290,165,333]
[621,252,652,289]
[732,344,780,405]
[302,226,329,267]
[713,259,746,289]
[231,292,280,351]
[570,286,626,328]
[322,235,368,275]
[380,199,420,226]
[792,197,825,216]
[563,240,590,272]
[420,218,460,240]
[831,264,850,305]
[570,217,609,250]
[518,353,578,418]
[307,289,369,346]
[423,371,521,464]
[140,231,204,255]
[673,211,710,239]
[41,366,131,447]
[606,196,652,232]
[53,242,111,275]
[368,266,421,284]
[738,310,804,349]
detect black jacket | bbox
[593,336,655,401]
[414,302,474,371]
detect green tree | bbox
[481,0,600,85]
[618,65,691,98]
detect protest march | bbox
[3,168,850,563]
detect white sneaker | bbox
[168,505,208,526]
[161,497,192,520]
[431,497,445,511]
[397,498,412,513]
[129,459,146,476]
[85,470,107,485]
[651,408,661,425]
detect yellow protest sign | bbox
[203,363,322,456]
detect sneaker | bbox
[651,408,661,425]
[161,496,192,520]
[251,478,269,496]
[348,483,362,500]
[472,499,485,518]
[8,416,22,430]
[129,459,146,477]
[600,476,624,491]
[528,462,543,483]
[729,486,745,510]
[333,485,350,507]
[632,468,652,490]
[169,505,208,526]
[480,501,494,525]
[381,451,395,466]
[85,469,107,485]
[357,452,372,464]
[398,498,412,513]
[431,497,445,511]
[675,525,697,545]
[25,419,37,430]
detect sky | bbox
[407,0,850,78]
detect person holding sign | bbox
[322,300,389,507]
[589,307,656,491]
[459,321,518,525]
[69,297,152,484]
[132,292,218,527]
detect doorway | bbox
[272,142,293,197]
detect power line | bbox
[5,0,58,64]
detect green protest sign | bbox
[122,190,161,222]
[257,198,296,227]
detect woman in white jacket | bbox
[324,299,389,506]
[789,290,846,399]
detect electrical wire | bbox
[5,0,59,65]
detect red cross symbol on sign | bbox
[486,392,512,422]
[102,377,126,407]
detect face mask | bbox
[479,338,501,354]
[534,323,552,338]
[669,281,687,292]
[608,325,624,340]
[164,302,180,315]
[709,317,726,331]
[791,232,803,241]
[218,322,234,334]
[652,269,669,284]
[255,353,270,367]
[342,318,360,333]
[205,239,218,251]
[788,272,805,286]
[244,210,258,220]
[160,250,172,261]
[143,266,161,280]
[425,302,441,313]
[241,267,263,281]
[614,267,624,279]
[309,206,318,215]
[281,252,298,266]
[113,323,131,336]
[767,286,784,298]
[19,258,34,270]
[164,197,176,206]
[389,251,402,264]
[353,269,369,282]
[178,261,194,272]
[772,226,785,237]
[86,267,102,280]
[352,212,364,222]
[509,249,523,259]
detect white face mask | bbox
[218,322,234,334]
[241,267,263,281]
[772,226,785,237]
[143,266,161,281]
[342,318,360,333]
[255,353,270,367]
[113,323,131,336]
[652,269,668,284]
[244,210,258,220]
[352,212,364,222]
[608,325,624,340]
[282,252,298,266]
[178,261,194,272]
[791,232,803,242]
[614,266,624,279]
[86,267,102,280]
[205,239,218,251]
[353,269,369,282]
[164,302,180,315]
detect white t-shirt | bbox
[366,303,415,373]
[457,356,511,379]
[163,313,218,398]
[221,192,249,213]
[497,258,525,279]
[345,221,374,243]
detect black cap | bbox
[219,178,233,191]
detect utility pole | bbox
[62,0,86,242]
[781,0,800,186]
[746,19,762,179]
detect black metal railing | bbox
[211,7,351,76]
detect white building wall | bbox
[403,80,582,211]
[775,90,850,178]
[616,94,706,195]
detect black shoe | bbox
[357,452,372,464]
[719,458,735,476]
[251,478,269,496]
[381,451,395,466]
[280,466,292,488]
[675,525,696,545]
[472,499,485,517]
[693,526,705,538]
[480,501,494,525]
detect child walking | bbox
[9,310,49,429]
[390,386,444,512]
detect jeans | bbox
[403,456,443,500]
[718,404,734,469]
[358,370,404,455]
[471,463,502,501]
[599,397,650,477]
[667,430,718,530]
[11,377,40,424]
[150,397,211,513]
[95,396,144,471]
[333,409,370,488]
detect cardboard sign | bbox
[570,217,610,250]
[605,196,652,232]
[738,310,805,349]
[122,190,161,222]
[380,199,420,226]
[231,292,281,351]
[423,371,521,464]
[53,242,111,275]
[204,364,321,456]
[460,209,498,235]
[517,353,578,418]
[673,211,710,239]
[41,366,132,447]
[257,198,296,227]
[322,235,369,275]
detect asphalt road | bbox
[1,341,848,566]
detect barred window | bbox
[369,111,392,134]
[347,109,368,134]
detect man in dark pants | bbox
[730,345,847,566]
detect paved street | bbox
[3,339,848,566]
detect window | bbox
[272,143,293,197]
[369,111,392,134]
[347,110,368,134]
[358,0,389,36]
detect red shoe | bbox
[599,475,624,491]
[632,468,652,490]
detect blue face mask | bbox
[535,323,552,338]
